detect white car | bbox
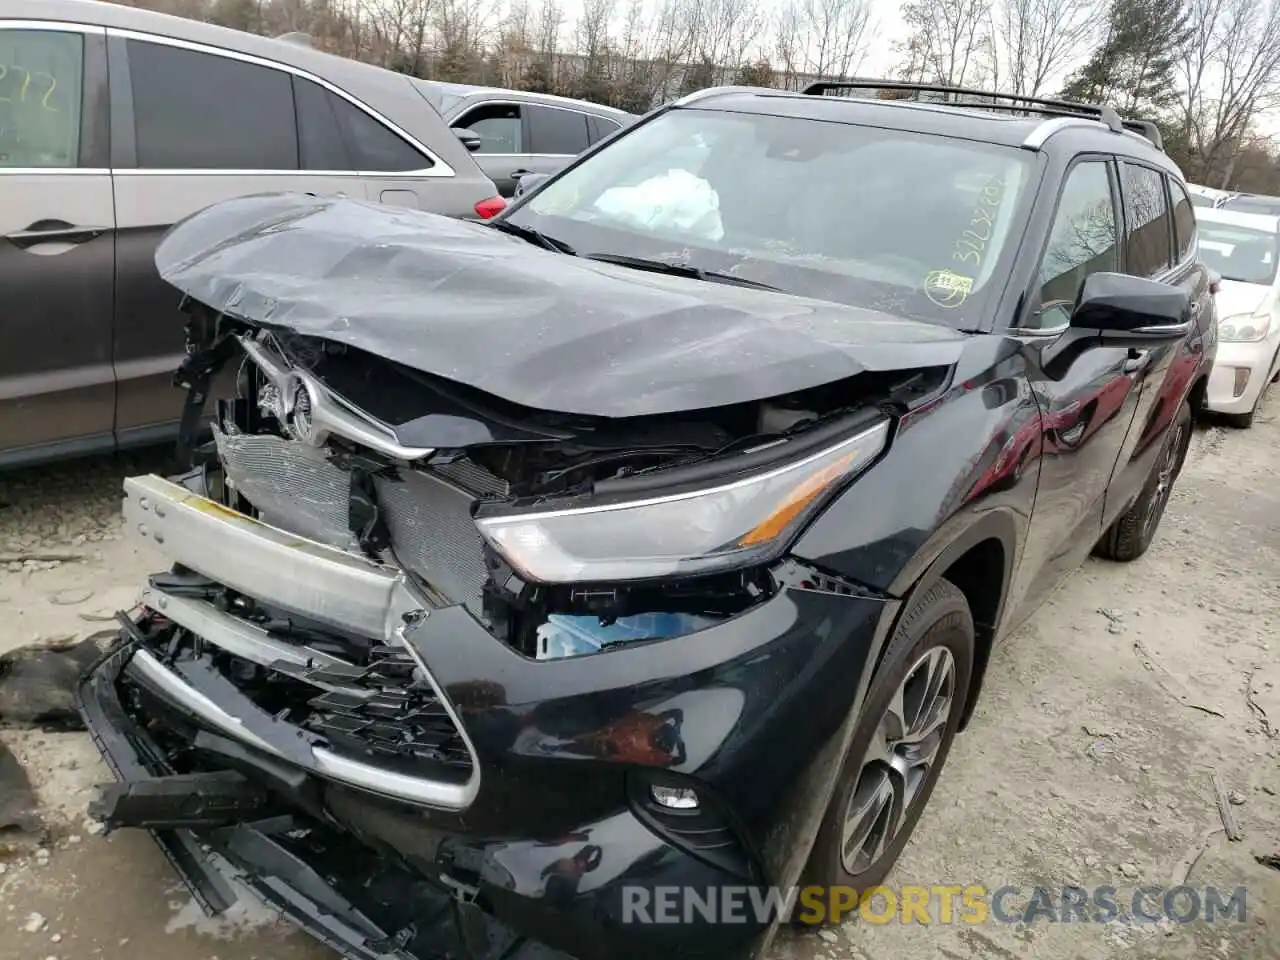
[1196,207,1280,426]
[1187,183,1235,208]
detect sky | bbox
[545,0,1280,138]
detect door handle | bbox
[1058,421,1087,445]
[6,219,107,250]
[1123,348,1152,374]
[510,169,532,178]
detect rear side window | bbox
[0,28,84,167]
[587,115,622,145]
[1121,163,1173,277]
[528,104,590,155]
[1169,178,1196,262]
[295,75,430,172]
[328,93,430,171]
[127,39,297,170]
[294,76,351,170]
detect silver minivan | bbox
[0,0,502,467]
[414,81,634,197]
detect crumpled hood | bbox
[156,193,967,418]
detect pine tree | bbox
[1060,0,1191,112]
[735,59,776,89]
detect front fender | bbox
[792,339,1039,601]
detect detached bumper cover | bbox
[77,645,554,960]
[83,475,897,959]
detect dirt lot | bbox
[1,400,1277,960]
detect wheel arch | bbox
[882,511,1020,732]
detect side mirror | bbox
[1069,272,1190,339]
[453,127,483,152]
[1041,273,1191,380]
[514,172,551,198]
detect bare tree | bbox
[434,0,495,81]
[1179,0,1280,187]
[796,0,873,78]
[773,1,806,88]
[899,0,992,88]
[985,0,1098,95]
[532,0,563,57]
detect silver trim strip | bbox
[124,474,403,639]
[1133,321,1193,336]
[239,337,435,461]
[1015,321,1070,338]
[111,168,438,178]
[473,153,570,159]
[105,26,455,178]
[128,647,476,807]
[0,167,110,176]
[138,587,345,670]
[130,648,279,754]
[0,20,104,34]
[1021,116,1102,149]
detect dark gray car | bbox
[413,81,634,196]
[0,0,501,468]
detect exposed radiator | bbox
[214,428,489,612]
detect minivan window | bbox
[510,108,1034,328]
[295,75,351,170]
[0,29,84,167]
[528,104,590,155]
[295,74,429,172]
[327,92,431,171]
[127,39,296,170]
[1121,163,1173,277]
[1170,178,1196,262]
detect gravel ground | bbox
[1,402,1278,960]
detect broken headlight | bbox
[475,419,889,583]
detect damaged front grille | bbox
[133,610,473,786]
[275,649,471,771]
[214,427,491,611]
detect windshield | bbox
[1198,222,1279,285]
[505,108,1036,328]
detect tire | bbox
[1095,400,1193,562]
[799,578,974,908]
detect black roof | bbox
[673,87,1180,176]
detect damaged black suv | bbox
[79,81,1215,960]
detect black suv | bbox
[80,82,1215,960]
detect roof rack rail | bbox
[802,80,1164,151]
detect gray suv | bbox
[414,81,634,196]
[0,0,501,468]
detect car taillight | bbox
[474,195,506,219]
